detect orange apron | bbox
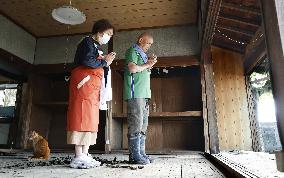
[67,66,103,132]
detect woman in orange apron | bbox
[67,19,116,169]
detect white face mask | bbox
[100,33,111,44]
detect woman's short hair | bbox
[92,19,115,34]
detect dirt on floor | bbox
[0,151,224,178]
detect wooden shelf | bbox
[113,111,202,118]
[110,56,199,70]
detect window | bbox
[0,84,17,145]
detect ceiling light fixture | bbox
[52,0,86,25]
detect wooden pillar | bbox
[104,37,114,153]
[261,0,284,172]
[201,46,220,154]
[105,101,112,153]
[16,76,34,149]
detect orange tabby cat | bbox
[28,131,50,160]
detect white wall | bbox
[34,26,200,64]
[35,35,109,64]
[0,15,36,64]
[113,26,199,59]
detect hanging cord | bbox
[64,25,71,82]
[64,0,72,70]
[64,0,72,81]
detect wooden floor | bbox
[214,151,284,178]
[0,151,225,178]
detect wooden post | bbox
[105,101,112,153]
[105,37,114,153]
[16,75,34,149]
[261,0,284,172]
[201,46,220,154]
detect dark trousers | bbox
[127,98,149,136]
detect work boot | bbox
[128,134,150,165]
[140,134,154,163]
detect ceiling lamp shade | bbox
[52,6,86,25]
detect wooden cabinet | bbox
[23,58,205,152]
[111,65,205,151]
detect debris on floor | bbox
[0,152,224,178]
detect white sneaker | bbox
[85,153,101,167]
[70,155,96,169]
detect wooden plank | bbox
[223,0,261,11]
[213,34,246,54]
[221,2,261,15]
[146,120,163,151]
[161,76,201,112]
[15,83,32,149]
[163,120,204,150]
[33,63,74,75]
[200,47,210,153]
[28,75,53,141]
[219,16,259,28]
[217,25,255,37]
[113,111,202,118]
[122,119,128,149]
[243,39,266,74]
[112,71,123,114]
[217,18,257,36]
[150,78,163,112]
[0,0,197,37]
[261,0,284,150]
[105,101,112,153]
[215,27,251,43]
[245,77,264,151]
[204,62,220,154]
[211,46,252,151]
[202,0,223,46]
[217,26,253,38]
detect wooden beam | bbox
[243,39,267,74]
[200,46,220,154]
[215,27,251,43]
[261,0,284,159]
[221,2,261,15]
[213,34,246,53]
[32,56,199,75]
[223,0,261,11]
[0,9,37,38]
[0,48,33,80]
[217,26,253,39]
[202,0,223,47]
[218,17,258,35]
[33,63,74,75]
[219,16,260,28]
[219,12,260,27]
[217,25,255,37]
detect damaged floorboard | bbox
[0,152,225,178]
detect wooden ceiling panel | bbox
[212,0,261,54]
[213,34,245,53]
[220,6,261,26]
[215,27,251,43]
[222,0,261,11]
[0,0,197,37]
